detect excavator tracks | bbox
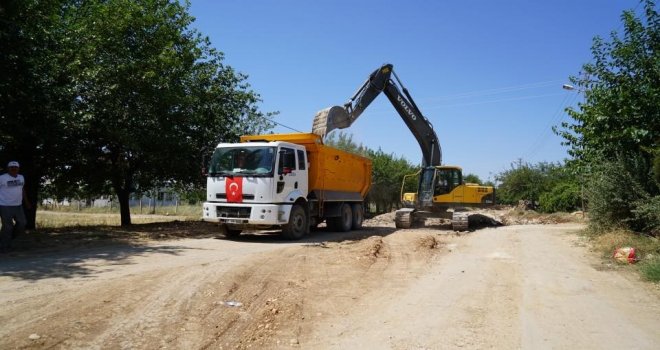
[394,209,414,229]
[451,211,470,231]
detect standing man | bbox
[0,161,32,253]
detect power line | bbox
[266,117,303,133]
[522,92,580,162]
[423,92,567,109]
[520,1,646,163]
[423,79,564,102]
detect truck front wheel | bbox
[222,225,242,238]
[282,204,308,240]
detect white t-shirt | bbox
[0,173,25,206]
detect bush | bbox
[632,196,660,236]
[539,182,581,213]
[584,157,652,231]
[640,258,660,282]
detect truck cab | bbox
[202,140,308,228]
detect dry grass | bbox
[589,229,659,258]
[37,205,201,229]
[587,228,660,282]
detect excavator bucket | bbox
[312,106,351,138]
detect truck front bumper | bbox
[202,202,291,226]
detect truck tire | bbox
[327,203,352,232]
[351,203,364,230]
[223,225,242,238]
[282,204,307,240]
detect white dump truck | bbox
[202,133,372,239]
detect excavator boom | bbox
[312,64,441,167]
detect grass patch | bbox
[37,205,201,229]
[585,227,660,282]
[639,258,660,282]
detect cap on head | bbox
[7,161,19,168]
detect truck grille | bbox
[216,206,251,219]
[216,193,255,200]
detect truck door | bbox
[275,147,301,202]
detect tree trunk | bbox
[117,188,131,226]
[22,155,38,230]
[24,184,37,230]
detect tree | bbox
[464,173,483,184]
[496,161,578,211]
[0,0,75,228]
[556,0,659,231]
[557,0,658,176]
[324,131,369,156]
[1,0,274,227]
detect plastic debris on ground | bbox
[613,247,637,264]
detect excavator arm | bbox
[312,64,441,167]
[312,63,441,208]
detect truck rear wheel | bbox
[327,203,353,232]
[282,204,307,240]
[351,203,364,230]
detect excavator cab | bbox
[402,165,494,209]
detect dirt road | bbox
[1,219,659,349]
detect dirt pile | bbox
[365,207,584,231]
[173,232,443,349]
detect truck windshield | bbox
[208,146,276,177]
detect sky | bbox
[188,0,642,182]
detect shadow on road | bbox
[0,243,193,281]
[0,221,398,281]
[218,225,399,244]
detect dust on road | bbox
[1,215,659,349]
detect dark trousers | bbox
[0,205,26,252]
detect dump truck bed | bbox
[240,133,372,198]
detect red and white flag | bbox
[226,176,243,203]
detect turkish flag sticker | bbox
[226,176,243,203]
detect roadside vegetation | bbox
[555,1,659,281]
[487,1,660,281]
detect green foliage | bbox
[496,160,581,212]
[496,161,568,205]
[640,258,660,282]
[1,0,274,225]
[632,195,660,235]
[539,182,581,213]
[584,155,655,231]
[555,0,659,232]
[324,131,369,156]
[653,148,660,185]
[0,0,77,227]
[558,0,659,165]
[367,148,418,213]
[463,173,483,184]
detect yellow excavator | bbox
[312,63,496,230]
